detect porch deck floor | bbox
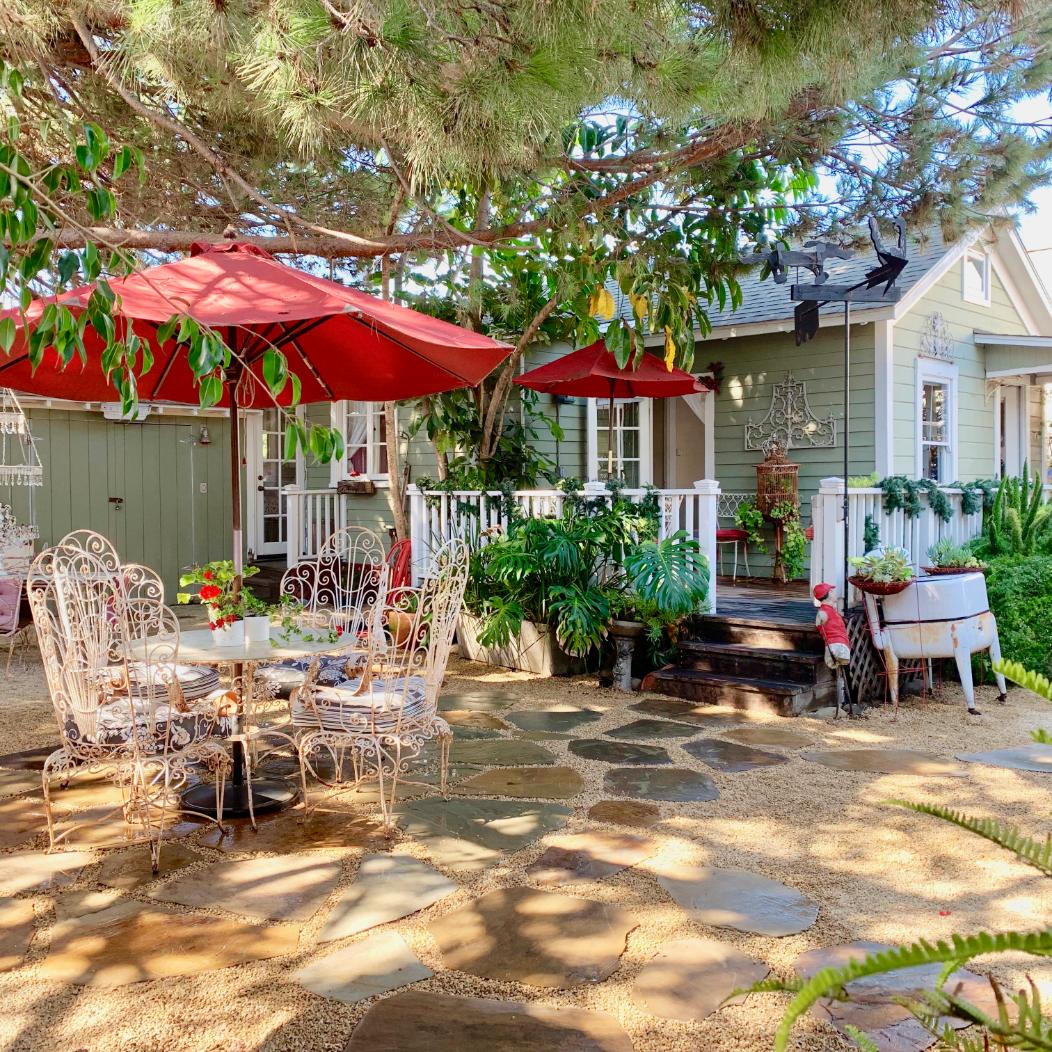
[714,577,815,625]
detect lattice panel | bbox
[846,610,884,705]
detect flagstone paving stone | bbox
[526,830,655,885]
[957,743,1052,773]
[803,748,963,777]
[394,799,572,871]
[796,942,999,1052]
[442,710,510,731]
[722,725,813,749]
[429,886,636,987]
[631,936,769,1021]
[295,931,432,1004]
[587,799,662,828]
[682,738,789,773]
[318,853,457,942]
[198,810,384,855]
[49,807,204,850]
[455,766,584,799]
[96,842,200,889]
[0,794,56,850]
[344,991,634,1052]
[629,697,754,727]
[0,850,93,895]
[439,693,511,712]
[505,708,604,733]
[569,738,672,765]
[0,746,54,771]
[515,730,575,741]
[53,889,124,921]
[0,768,44,797]
[450,739,557,766]
[603,766,720,802]
[36,900,300,986]
[653,862,818,936]
[0,900,36,971]
[151,854,343,922]
[605,718,701,741]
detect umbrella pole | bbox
[227,364,244,595]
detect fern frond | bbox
[773,930,1052,1052]
[993,659,1052,703]
[889,799,1052,874]
[842,1025,880,1052]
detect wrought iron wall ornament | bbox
[745,373,836,451]
[919,311,954,362]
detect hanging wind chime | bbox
[0,388,42,568]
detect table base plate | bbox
[182,778,297,820]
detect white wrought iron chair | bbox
[258,526,390,698]
[28,531,233,871]
[293,537,470,832]
[0,571,33,672]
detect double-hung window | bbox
[330,401,391,484]
[916,360,957,483]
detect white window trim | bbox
[915,358,958,483]
[329,401,394,487]
[962,248,991,306]
[585,397,653,485]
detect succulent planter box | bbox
[457,614,586,676]
[336,478,376,495]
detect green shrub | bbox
[985,555,1052,675]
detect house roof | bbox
[611,228,958,339]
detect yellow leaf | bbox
[664,327,675,371]
[597,288,615,320]
[629,293,648,320]
[588,290,601,316]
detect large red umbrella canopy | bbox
[0,241,512,405]
[514,338,702,399]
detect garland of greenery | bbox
[878,476,996,522]
[769,499,806,581]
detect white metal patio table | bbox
[129,627,364,819]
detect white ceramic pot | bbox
[211,619,245,648]
[244,615,272,643]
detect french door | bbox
[252,408,296,556]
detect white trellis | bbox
[745,373,836,451]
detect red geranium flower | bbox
[203,570,213,581]
[335,626,344,636]
[199,584,221,602]
[208,622,217,631]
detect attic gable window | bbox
[962,249,990,306]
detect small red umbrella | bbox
[514,338,702,478]
[1,241,512,573]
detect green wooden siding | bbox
[891,259,1028,480]
[5,409,235,599]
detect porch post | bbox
[283,486,302,568]
[693,479,720,616]
[815,477,845,598]
[407,484,425,587]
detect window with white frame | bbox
[962,249,990,305]
[586,398,652,486]
[916,360,957,483]
[330,401,391,483]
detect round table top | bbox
[130,628,360,666]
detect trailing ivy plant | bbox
[862,514,881,553]
[749,656,1052,1052]
[734,500,767,554]
[878,476,997,522]
[769,499,807,582]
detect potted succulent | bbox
[177,560,260,646]
[923,538,987,576]
[848,546,914,596]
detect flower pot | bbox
[211,619,244,647]
[457,614,586,676]
[244,615,272,643]
[921,565,987,577]
[848,575,912,596]
[386,610,415,646]
[609,619,645,639]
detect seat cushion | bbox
[66,693,232,749]
[257,653,367,698]
[292,675,430,734]
[716,528,749,542]
[125,662,220,702]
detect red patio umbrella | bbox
[0,241,513,575]
[514,338,703,478]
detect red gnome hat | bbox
[812,582,835,603]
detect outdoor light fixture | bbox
[199,426,211,445]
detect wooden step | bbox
[678,640,831,686]
[690,613,824,654]
[640,667,832,716]
[247,559,286,603]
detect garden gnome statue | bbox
[813,582,855,716]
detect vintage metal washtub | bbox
[861,572,1007,715]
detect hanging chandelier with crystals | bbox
[0,389,42,487]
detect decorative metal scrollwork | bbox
[745,373,837,451]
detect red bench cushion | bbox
[716,528,749,542]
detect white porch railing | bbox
[810,478,985,597]
[407,481,721,613]
[284,487,351,568]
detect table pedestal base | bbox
[182,777,296,820]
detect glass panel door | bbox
[254,408,295,555]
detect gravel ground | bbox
[0,652,1049,1052]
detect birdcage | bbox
[755,443,799,517]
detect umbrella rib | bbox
[285,337,335,399]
